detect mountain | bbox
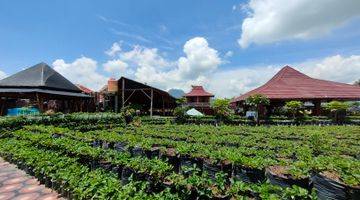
[168,88,185,98]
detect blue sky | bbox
[1,0,360,97]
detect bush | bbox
[173,106,189,123]
[211,98,232,122]
[245,94,270,124]
[324,101,349,123]
[285,101,304,121]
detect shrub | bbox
[173,106,189,123]
[285,101,304,121]
[245,94,270,124]
[325,101,349,123]
[211,98,232,122]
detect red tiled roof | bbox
[232,66,360,102]
[184,86,214,97]
[76,84,93,94]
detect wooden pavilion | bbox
[184,86,214,115]
[0,62,91,115]
[231,66,360,115]
[102,77,177,116]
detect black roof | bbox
[0,62,82,93]
[118,77,176,99]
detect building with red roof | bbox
[76,84,94,95]
[184,86,214,115]
[231,66,360,115]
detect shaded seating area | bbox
[231,66,360,115]
[0,63,92,115]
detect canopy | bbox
[0,62,89,98]
[186,108,204,116]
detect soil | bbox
[320,171,343,184]
[166,148,177,157]
[267,165,290,179]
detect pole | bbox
[122,78,125,109]
[150,89,153,117]
[115,95,118,113]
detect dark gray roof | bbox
[0,62,81,92]
[0,88,90,98]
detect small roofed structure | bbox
[184,86,214,115]
[76,84,94,95]
[0,62,92,115]
[101,77,177,116]
[186,108,204,117]
[231,66,360,115]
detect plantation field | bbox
[0,116,359,199]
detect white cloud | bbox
[176,37,221,80]
[225,51,234,58]
[127,37,221,90]
[209,54,360,98]
[239,0,360,48]
[103,59,129,75]
[120,45,171,69]
[105,37,221,92]
[207,65,281,98]
[299,55,360,84]
[0,70,6,79]
[52,57,108,91]
[105,42,122,57]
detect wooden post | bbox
[36,93,44,113]
[150,89,153,117]
[0,97,7,116]
[314,100,321,116]
[122,78,125,109]
[114,95,118,113]
[162,96,165,116]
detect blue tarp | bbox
[7,107,40,116]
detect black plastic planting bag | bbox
[92,140,102,148]
[131,146,146,157]
[145,148,160,159]
[311,173,360,200]
[121,167,135,185]
[266,170,310,189]
[180,156,202,175]
[114,142,127,152]
[203,162,221,180]
[111,165,122,179]
[160,149,180,173]
[233,165,265,184]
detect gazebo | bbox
[184,86,214,115]
[0,62,91,115]
[231,66,360,115]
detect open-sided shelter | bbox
[231,66,360,115]
[102,77,177,116]
[0,62,92,115]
